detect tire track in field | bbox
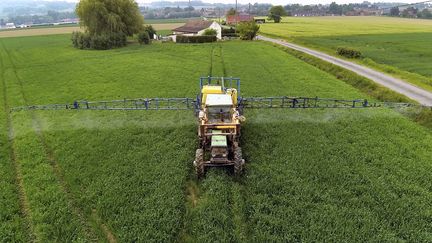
[219,44,228,77]
[0,41,37,242]
[208,46,215,76]
[178,45,249,241]
[1,42,114,242]
[217,46,249,241]
[230,180,250,242]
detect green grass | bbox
[260,16,432,38]
[260,16,432,91]
[156,29,173,36]
[242,108,432,241]
[0,43,31,242]
[144,17,199,24]
[0,35,431,241]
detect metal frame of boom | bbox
[10,77,430,112]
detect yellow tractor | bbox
[193,77,245,177]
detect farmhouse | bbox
[5,23,16,29]
[172,20,222,40]
[226,14,254,25]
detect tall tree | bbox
[226,8,237,17]
[419,8,432,19]
[390,7,400,16]
[76,0,144,36]
[268,5,286,23]
[237,21,260,40]
[329,2,342,15]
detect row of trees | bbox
[6,11,77,25]
[284,2,376,16]
[142,6,201,19]
[390,7,432,19]
[225,5,287,23]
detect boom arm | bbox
[10,96,428,112]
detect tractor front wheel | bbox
[195,149,204,178]
[234,147,244,175]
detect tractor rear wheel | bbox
[234,147,244,175]
[195,148,204,178]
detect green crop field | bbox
[1,35,431,242]
[260,16,432,91]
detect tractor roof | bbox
[205,94,233,107]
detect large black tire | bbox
[195,149,204,178]
[234,147,244,175]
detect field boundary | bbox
[258,35,432,106]
[0,42,37,242]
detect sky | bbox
[38,0,424,4]
[187,0,421,4]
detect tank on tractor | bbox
[193,77,245,177]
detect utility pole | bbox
[188,0,191,18]
[235,0,238,26]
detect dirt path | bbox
[0,23,182,38]
[258,35,432,106]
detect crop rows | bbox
[1,41,91,241]
[0,42,31,242]
[1,35,431,241]
[242,109,432,241]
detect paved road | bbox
[258,35,432,106]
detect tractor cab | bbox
[205,94,233,123]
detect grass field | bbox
[144,17,199,24]
[1,35,431,241]
[0,23,181,38]
[260,16,432,91]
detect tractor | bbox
[193,77,245,177]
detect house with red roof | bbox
[226,14,254,25]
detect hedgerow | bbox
[176,35,217,43]
[71,31,127,50]
[337,47,362,58]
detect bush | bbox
[143,25,156,39]
[222,27,238,37]
[203,28,217,36]
[71,31,90,49]
[236,21,260,40]
[137,31,151,45]
[176,35,217,43]
[71,31,126,50]
[337,47,362,59]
